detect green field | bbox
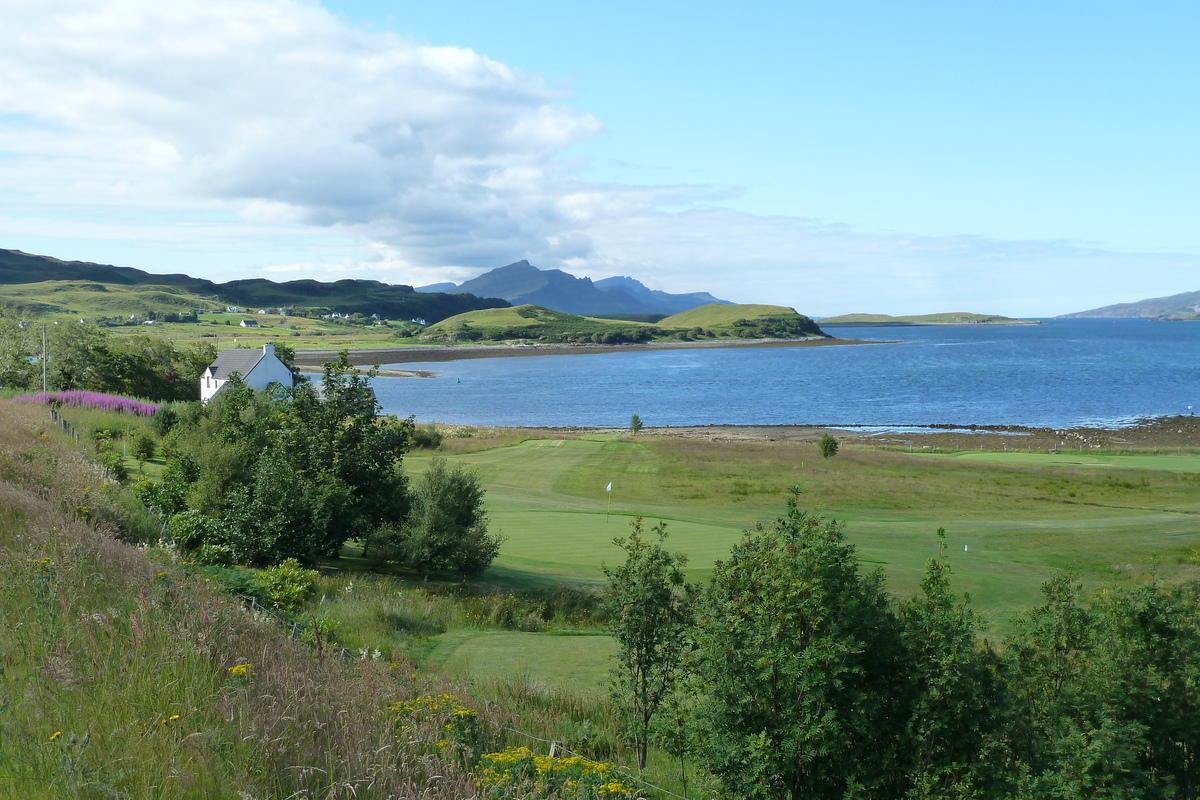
[405,435,1200,652]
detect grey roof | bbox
[206,348,265,381]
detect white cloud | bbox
[0,0,1196,317]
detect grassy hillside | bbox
[423,303,828,344]
[659,303,826,337]
[0,248,508,324]
[819,311,1038,325]
[0,279,224,317]
[0,400,483,798]
[421,304,658,343]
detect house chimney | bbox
[263,343,274,357]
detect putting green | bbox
[489,509,745,584]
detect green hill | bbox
[660,304,827,337]
[421,305,658,344]
[0,248,508,324]
[819,312,1038,326]
[422,303,828,344]
[0,280,225,318]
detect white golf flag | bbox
[606,482,612,492]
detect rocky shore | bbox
[583,415,1200,451]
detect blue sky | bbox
[0,0,1196,316]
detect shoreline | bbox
[295,335,881,371]
[511,416,1200,450]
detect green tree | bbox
[48,321,111,390]
[132,430,157,466]
[0,313,38,390]
[898,530,1006,799]
[817,433,839,458]
[629,413,643,434]
[388,457,499,579]
[691,488,910,799]
[159,353,412,566]
[602,517,697,770]
[1005,575,1151,799]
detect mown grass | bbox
[404,433,1200,637]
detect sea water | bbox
[363,318,1200,429]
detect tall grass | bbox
[309,573,608,664]
[0,400,478,798]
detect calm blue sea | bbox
[365,319,1200,429]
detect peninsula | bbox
[818,312,1039,326]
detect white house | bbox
[200,343,294,403]
[239,319,259,328]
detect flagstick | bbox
[607,491,611,523]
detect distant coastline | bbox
[296,335,881,371]
[818,312,1039,327]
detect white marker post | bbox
[606,481,612,522]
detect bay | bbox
[366,319,1200,429]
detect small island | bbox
[817,312,1039,326]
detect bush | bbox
[818,433,839,458]
[260,558,319,613]
[149,404,178,436]
[132,430,157,464]
[411,423,444,450]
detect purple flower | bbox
[13,391,159,416]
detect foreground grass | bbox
[0,401,480,798]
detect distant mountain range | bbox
[1059,289,1200,319]
[417,260,731,316]
[0,248,507,323]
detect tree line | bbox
[605,489,1200,799]
[0,315,222,401]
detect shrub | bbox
[149,404,179,436]
[411,423,444,450]
[818,433,839,458]
[132,430,156,464]
[259,558,318,613]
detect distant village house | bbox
[200,343,294,403]
[239,319,259,328]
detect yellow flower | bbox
[228,663,255,679]
[49,731,62,742]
